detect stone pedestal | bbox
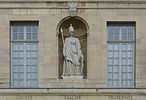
[62,76,83,79]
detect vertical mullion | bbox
[11,26,13,87]
[112,44,114,87]
[119,26,122,87]
[30,44,32,86]
[31,26,33,40]
[132,43,134,87]
[24,26,26,87]
[24,25,26,40]
[119,25,122,40]
[119,40,122,87]
[11,43,13,87]
[126,43,128,87]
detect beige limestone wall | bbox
[0,1,146,89]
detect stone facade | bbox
[0,0,146,100]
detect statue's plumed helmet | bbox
[69,24,74,33]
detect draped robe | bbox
[62,37,84,76]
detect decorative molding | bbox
[68,3,78,17]
[1,0,146,4]
[0,89,145,96]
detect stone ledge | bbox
[0,89,145,96]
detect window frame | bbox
[10,22,39,88]
[107,22,136,88]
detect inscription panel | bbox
[64,96,81,100]
[109,96,132,100]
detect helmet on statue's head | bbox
[69,24,74,35]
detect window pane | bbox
[27,33,31,40]
[33,44,38,50]
[26,73,31,79]
[122,59,127,65]
[108,26,113,33]
[19,73,24,79]
[114,26,120,33]
[108,44,113,50]
[114,52,119,58]
[108,66,113,72]
[113,80,119,87]
[27,52,32,58]
[32,26,38,33]
[13,52,19,57]
[18,66,24,72]
[127,66,133,72]
[114,44,119,50]
[113,66,119,72]
[113,73,119,79]
[122,44,127,51]
[26,59,31,65]
[122,66,127,72]
[122,73,127,79]
[13,26,18,33]
[127,73,133,79]
[122,33,127,40]
[122,80,127,87]
[13,66,18,72]
[114,34,119,40]
[108,33,113,40]
[13,33,18,40]
[108,52,113,58]
[127,80,133,86]
[19,33,24,40]
[32,52,37,58]
[128,45,133,51]
[26,44,32,50]
[122,26,127,33]
[113,59,119,65]
[128,33,133,40]
[19,59,24,65]
[19,26,24,33]
[13,44,19,50]
[32,33,37,40]
[19,52,24,57]
[108,80,112,86]
[26,26,31,33]
[108,73,112,79]
[128,26,134,33]
[108,59,113,65]
[122,52,127,58]
[128,59,133,65]
[18,44,23,51]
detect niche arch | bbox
[57,16,89,78]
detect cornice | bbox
[0,89,145,96]
[0,0,146,4]
[0,0,146,9]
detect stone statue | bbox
[61,24,84,78]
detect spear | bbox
[60,27,67,77]
[60,27,65,46]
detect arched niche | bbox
[57,16,89,79]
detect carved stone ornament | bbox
[68,3,78,17]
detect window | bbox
[107,22,135,88]
[11,22,38,88]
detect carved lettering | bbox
[64,96,81,100]
[109,96,132,100]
